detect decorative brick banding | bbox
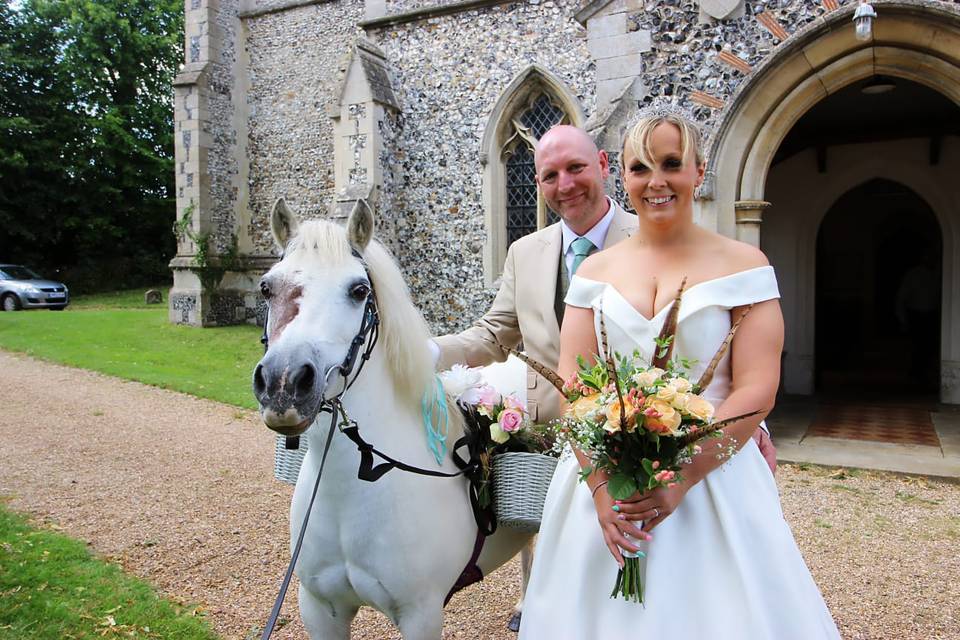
[690,90,725,109]
[757,10,789,41]
[718,50,752,74]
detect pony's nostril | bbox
[292,363,316,399]
[253,364,268,397]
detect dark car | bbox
[0,264,70,311]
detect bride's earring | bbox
[694,181,703,201]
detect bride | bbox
[518,107,840,639]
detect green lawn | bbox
[0,501,221,640]
[0,291,263,409]
[67,285,172,310]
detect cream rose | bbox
[568,393,602,421]
[671,392,691,412]
[633,367,665,389]
[489,421,510,444]
[666,376,693,393]
[685,395,715,422]
[655,385,677,402]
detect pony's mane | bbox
[283,220,437,405]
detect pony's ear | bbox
[270,198,300,249]
[346,198,374,253]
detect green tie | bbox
[570,236,595,276]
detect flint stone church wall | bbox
[175,0,957,331]
[246,0,365,256]
[216,0,597,332]
[209,0,242,255]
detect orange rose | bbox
[604,397,639,434]
[642,398,682,435]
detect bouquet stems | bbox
[611,532,647,603]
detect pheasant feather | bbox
[651,277,687,369]
[485,337,566,393]
[695,303,754,393]
[677,409,764,447]
[599,308,626,427]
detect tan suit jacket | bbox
[436,200,635,423]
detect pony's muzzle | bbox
[253,353,324,434]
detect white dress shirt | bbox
[559,197,617,278]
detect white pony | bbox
[253,199,530,639]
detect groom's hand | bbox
[593,487,651,567]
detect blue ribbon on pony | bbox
[421,376,449,466]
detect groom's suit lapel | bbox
[527,204,633,344]
[606,203,636,247]
[528,224,563,349]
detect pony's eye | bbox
[349,282,371,303]
[259,280,272,299]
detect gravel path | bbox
[1,351,958,639]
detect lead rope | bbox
[260,405,340,640]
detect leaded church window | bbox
[502,93,568,249]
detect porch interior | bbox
[768,393,960,479]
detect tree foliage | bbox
[0,0,183,292]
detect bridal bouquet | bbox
[439,364,553,510]
[557,351,724,502]
[504,280,761,604]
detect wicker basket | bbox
[274,434,309,485]
[492,452,558,532]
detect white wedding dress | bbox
[519,266,840,640]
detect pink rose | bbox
[498,408,524,433]
[502,394,524,412]
[477,385,499,406]
[476,385,500,417]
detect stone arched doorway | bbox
[814,179,942,397]
[707,1,960,403]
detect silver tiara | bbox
[625,96,702,139]
[630,96,700,129]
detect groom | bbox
[433,125,632,423]
[433,125,630,632]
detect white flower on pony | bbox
[438,364,484,403]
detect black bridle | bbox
[258,249,490,639]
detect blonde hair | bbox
[621,113,704,171]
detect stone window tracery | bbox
[480,67,585,285]
[501,93,568,249]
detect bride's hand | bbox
[612,482,691,532]
[593,486,652,566]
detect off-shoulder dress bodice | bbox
[565,266,780,403]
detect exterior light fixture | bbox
[861,75,896,95]
[853,0,877,41]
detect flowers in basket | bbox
[438,364,553,510]
[502,279,762,604]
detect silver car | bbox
[0,264,70,311]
